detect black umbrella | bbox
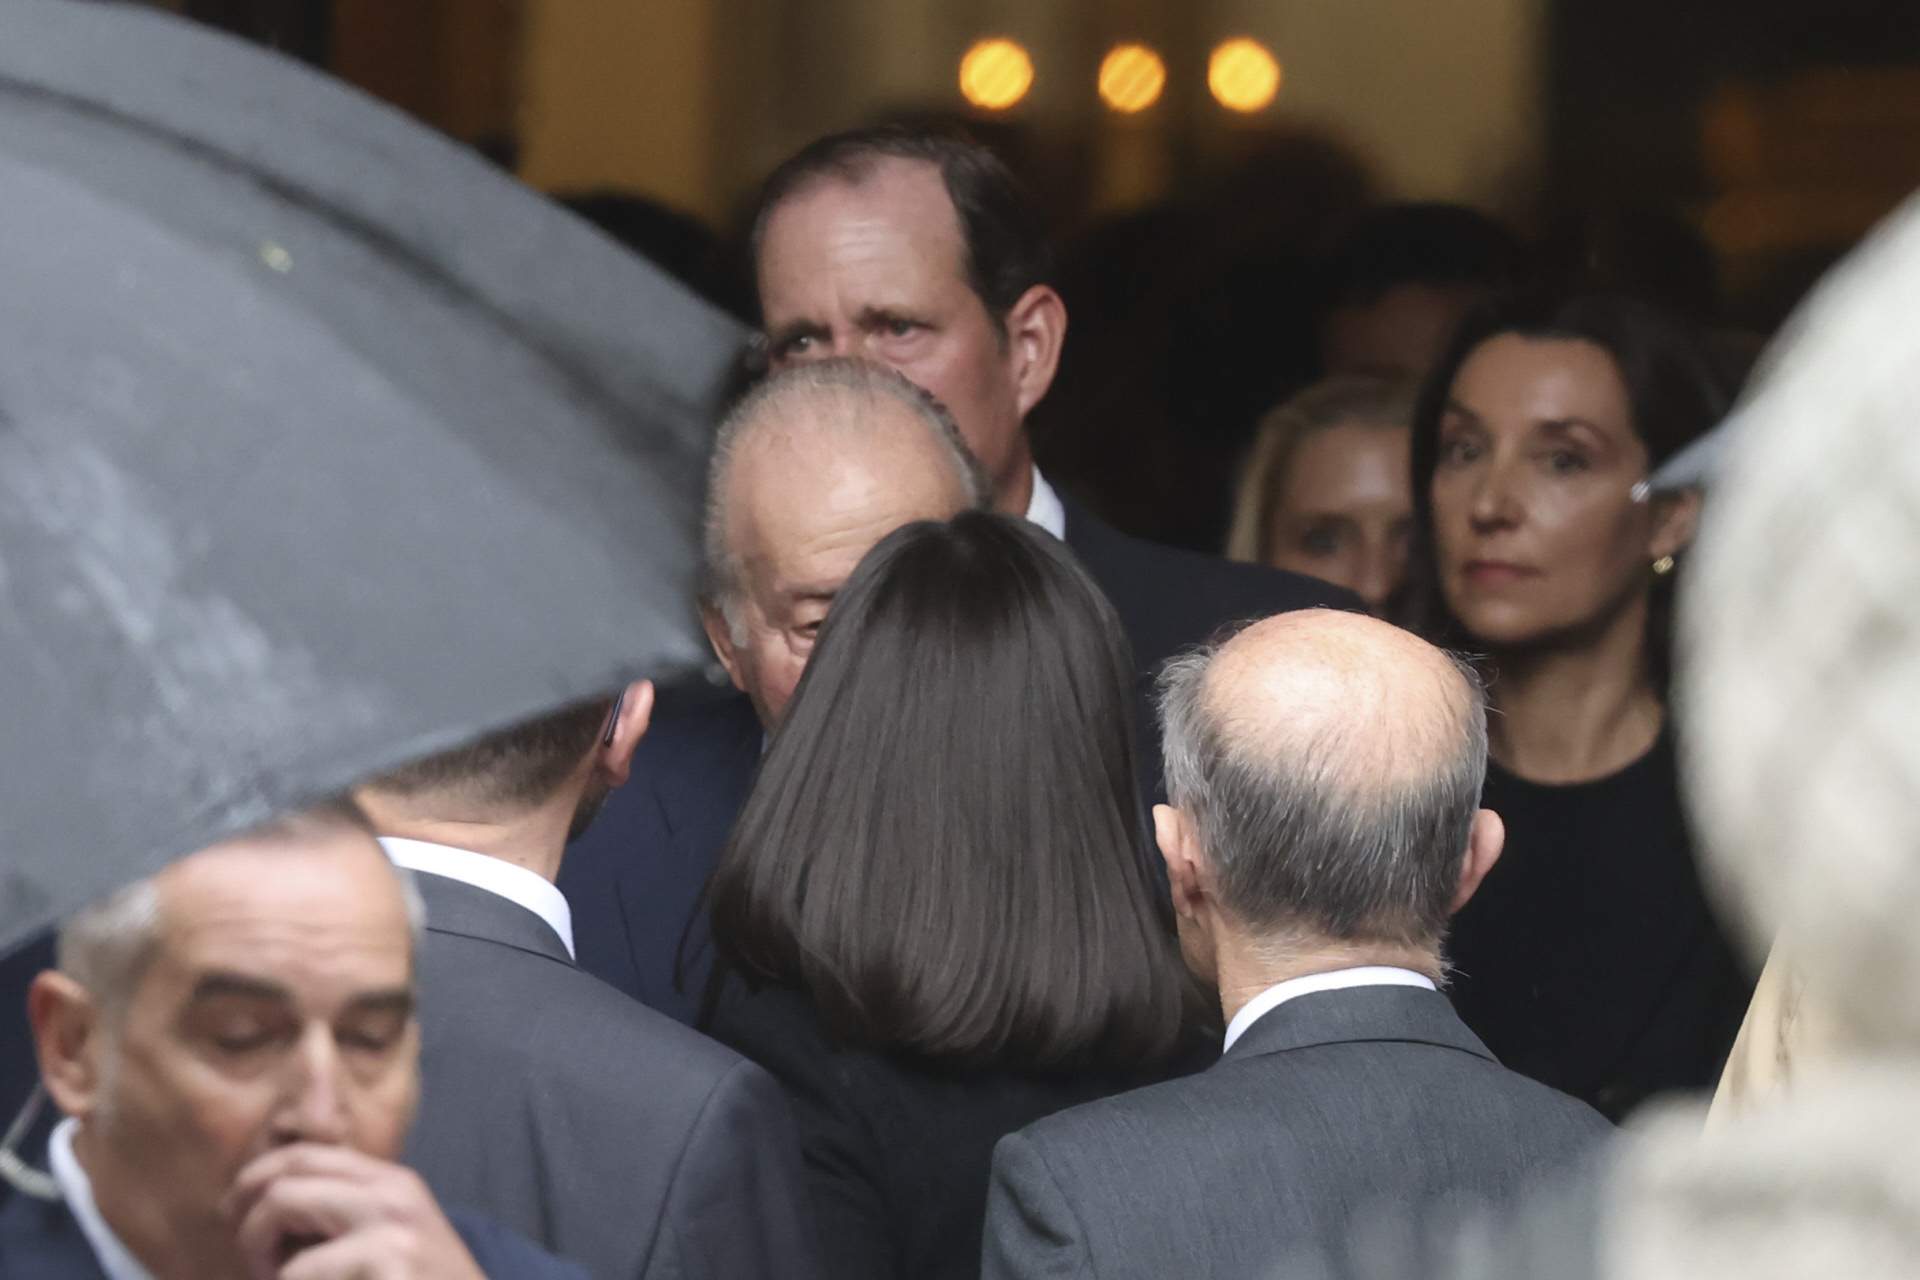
[0,0,744,956]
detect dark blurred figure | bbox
[560,190,752,321]
[356,690,820,1280]
[1403,294,1752,1119]
[1537,206,1723,325]
[1318,202,1531,380]
[701,513,1203,1280]
[1225,374,1419,613]
[982,610,1608,1280]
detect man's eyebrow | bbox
[341,989,414,1020]
[764,318,828,347]
[186,972,293,1004]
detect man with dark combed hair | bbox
[981,609,1609,1280]
[355,690,819,1280]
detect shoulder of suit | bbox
[628,687,761,774]
[1066,505,1362,615]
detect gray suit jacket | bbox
[980,985,1610,1280]
[404,871,820,1280]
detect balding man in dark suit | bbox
[982,611,1609,1280]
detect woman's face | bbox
[1430,334,1688,650]
[1264,421,1413,612]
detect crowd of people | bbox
[8,87,1902,1279]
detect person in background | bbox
[981,610,1608,1280]
[750,125,1357,720]
[356,686,820,1280]
[700,512,1202,1280]
[1225,373,1418,613]
[2,804,585,1279]
[558,359,986,1021]
[1317,202,1529,380]
[1405,293,1751,1119]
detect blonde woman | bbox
[1225,374,1418,613]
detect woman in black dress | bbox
[1403,295,1752,1120]
[697,512,1202,1280]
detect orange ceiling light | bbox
[959,38,1035,111]
[1098,43,1166,114]
[1209,37,1281,113]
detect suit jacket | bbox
[705,982,1187,1280]
[558,685,761,1023]
[562,510,1355,1023]
[0,1183,587,1279]
[404,870,819,1280]
[981,986,1612,1280]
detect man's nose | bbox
[272,1026,351,1147]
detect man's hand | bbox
[226,1144,487,1280]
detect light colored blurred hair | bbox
[700,359,989,641]
[1225,373,1418,564]
[1679,192,1920,1055]
[58,800,422,1019]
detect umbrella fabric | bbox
[0,0,744,955]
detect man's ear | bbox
[29,971,104,1122]
[595,680,656,788]
[1003,284,1067,420]
[1449,808,1506,915]
[1648,487,1703,563]
[1153,803,1212,922]
[699,602,749,695]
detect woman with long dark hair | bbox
[1403,294,1752,1120]
[700,511,1198,1280]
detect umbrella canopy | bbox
[0,0,744,955]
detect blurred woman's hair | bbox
[1225,373,1419,563]
[1400,294,1734,682]
[703,512,1192,1073]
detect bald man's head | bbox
[700,358,988,727]
[1158,609,1488,952]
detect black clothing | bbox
[1446,729,1752,1120]
[705,982,1194,1280]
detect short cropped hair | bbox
[57,799,414,1017]
[1157,637,1488,951]
[364,698,614,811]
[705,512,1193,1072]
[749,124,1053,322]
[699,358,988,623]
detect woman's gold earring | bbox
[1652,555,1676,576]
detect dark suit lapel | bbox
[0,1192,112,1278]
[1223,985,1496,1066]
[410,870,573,967]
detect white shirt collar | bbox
[379,836,575,960]
[49,1118,156,1280]
[1221,965,1437,1053]
[1023,466,1067,540]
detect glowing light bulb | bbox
[1208,38,1281,113]
[1098,43,1166,115]
[959,38,1035,112]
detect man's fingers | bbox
[234,1173,387,1280]
[274,1228,397,1280]
[228,1144,408,1227]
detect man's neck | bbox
[1213,935,1441,1029]
[995,442,1037,517]
[72,1124,238,1280]
[356,804,569,884]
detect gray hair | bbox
[58,801,424,1018]
[699,359,989,637]
[1156,634,1487,951]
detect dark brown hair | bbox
[704,513,1190,1073]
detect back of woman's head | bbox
[706,511,1191,1073]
